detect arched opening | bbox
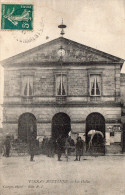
[18,113,37,142]
[52,112,71,140]
[86,112,105,154]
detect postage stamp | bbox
[1,4,33,30]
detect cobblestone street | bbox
[1,155,125,195]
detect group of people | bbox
[2,134,85,162]
[41,135,84,161]
[41,137,56,157]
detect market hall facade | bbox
[1,37,125,154]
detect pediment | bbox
[1,37,124,67]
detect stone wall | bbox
[2,105,121,138]
[121,73,125,104]
[4,64,120,101]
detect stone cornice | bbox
[2,102,121,108]
[3,95,121,98]
[106,119,121,123]
[2,119,121,124]
[2,120,87,124]
[2,61,124,69]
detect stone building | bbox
[1,37,125,154]
[121,73,125,152]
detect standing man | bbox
[56,135,64,161]
[4,136,11,157]
[65,138,70,161]
[74,136,84,161]
[29,133,36,161]
[49,138,56,157]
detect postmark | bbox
[1,4,33,30]
[12,17,44,43]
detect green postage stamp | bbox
[1,4,33,30]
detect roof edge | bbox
[1,37,124,67]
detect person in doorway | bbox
[41,137,46,154]
[29,133,36,161]
[68,136,75,154]
[74,136,84,161]
[65,138,70,160]
[56,135,64,161]
[4,136,11,157]
[48,138,56,157]
[45,137,49,156]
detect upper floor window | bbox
[56,74,67,96]
[90,74,101,96]
[22,76,33,96]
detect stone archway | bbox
[18,113,37,142]
[86,112,105,154]
[52,112,71,140]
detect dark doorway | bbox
[18,113,37,142]
[86,112,105,154]
[52,112,71,140]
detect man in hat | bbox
[48,137,56,157]
[56,135,64,161]
[74,136,84,161]
[29,133,36,161]
[4,136,11,157]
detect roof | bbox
[1,37,124,68]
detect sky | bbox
[0,0,125,62]
[0,0,125,126]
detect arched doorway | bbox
[52,112,71,140]
[86,112,105,154]
[18,113,37,142]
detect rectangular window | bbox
[90,74,101,96]
[22,76,33,96]
[56,74,67,96]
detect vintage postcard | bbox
[0,0,125,195]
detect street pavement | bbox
[0,154,125,195]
